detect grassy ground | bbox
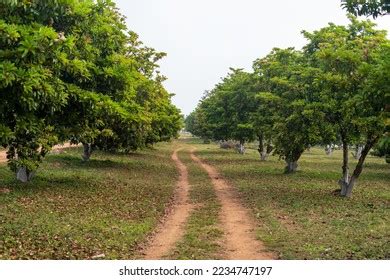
[0,143,177,259]
[190,139,390,260]
[1,137,388,260]
[168,148,224,259]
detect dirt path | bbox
[0,143,78,164]
[0,150,6,163]
[190,150,276,260]
[142,148,193,259]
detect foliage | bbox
[303,16,389,196]
[191,69,257,148]
[341,0,390,18]
[253,48,328,170]
[0,7,70,175]
[372,134,390,163]
[189,16,388,195]
[0,0,181,180]
[184,112,196,134]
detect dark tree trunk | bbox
[266,143,274,154]
[82,143,93,161]
[257,135,273,161]
[257,135,267,160]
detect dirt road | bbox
[143,148,193,259]
[143,146,275,260]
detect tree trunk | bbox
[352,144,364,160]
[257,135,273,161]
[260,150,268,161]
[257,135,267,160]
[284,160,298,173]
[238,140,245,154]
[325,144,333,156]
[266,143,274,154]
[16,167,35,183]
[339,140,350,196]
[82,143,93,161]
[340,137,379,197]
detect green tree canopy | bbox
[303,16,389,196]
[0,0,181,181]
[253,48,328,172]
[341,0,390,18]
[192,69,257,152]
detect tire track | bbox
[143,148,193,259]
[190,149,276,260]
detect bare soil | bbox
[190,150,276,260]
[142,148,193,259]
[0,143,78,163]
[0,150,6,163]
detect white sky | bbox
[114,0,390,116]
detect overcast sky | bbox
[114,0,390,116]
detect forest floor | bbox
[1,138,389,259]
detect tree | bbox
[185,112,196,134]
[51,0,151,160]
[0,1,78,181]
[189,103,214,142]
[249,91,280,161]
[341,0,390,18]
[303,16,389,197]
[194,69,257,153]
[0,0,181,180]
[372,134,390,163]
[253,48,326,172]
[219,69,257,153]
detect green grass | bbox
[1,138,388,260]
[168,148,224,260]
[191,139,390,260]
[0,143,177,259]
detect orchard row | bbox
[186,16,389,197]
[0,1,182,182]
